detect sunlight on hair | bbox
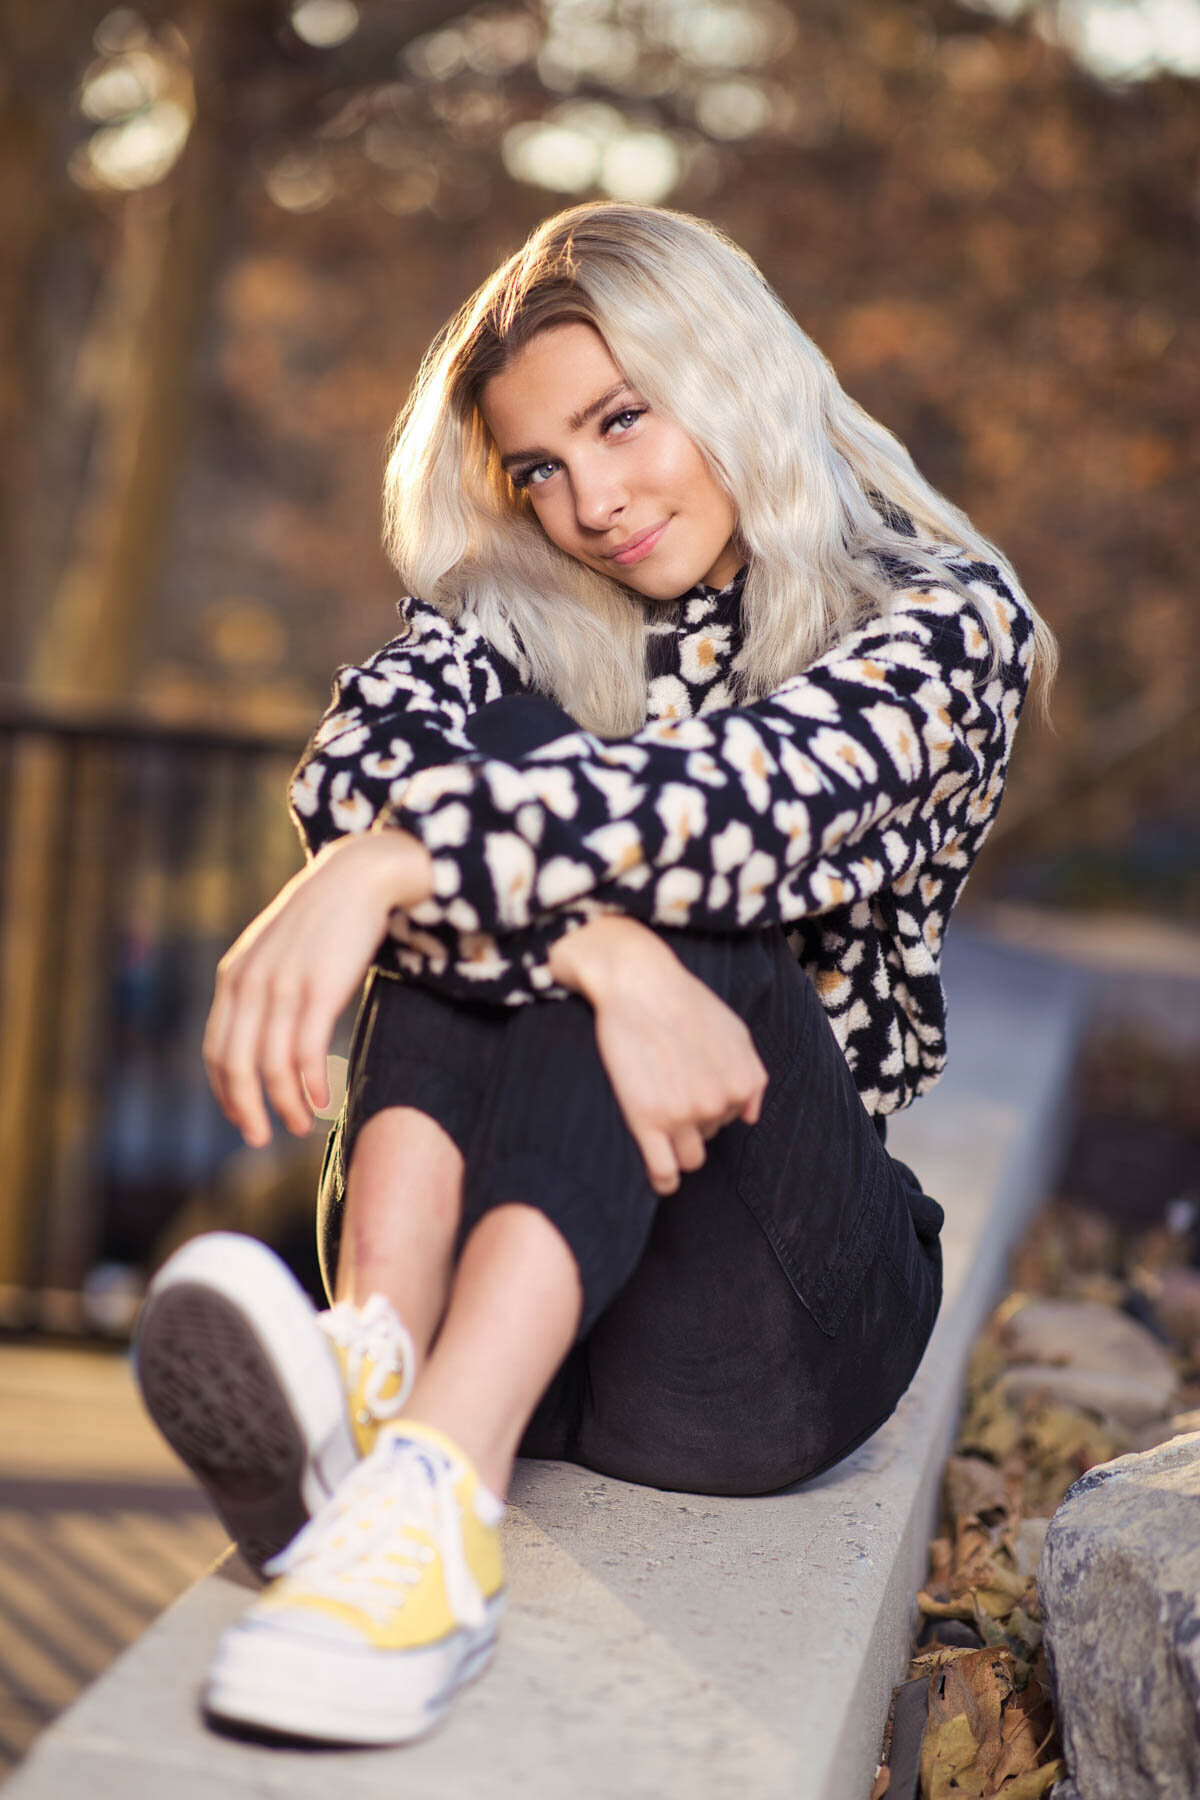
[290,0,360,49]
[382,202,1057,738]
[694,78,771,140]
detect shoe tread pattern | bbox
[137,1284,309,1570]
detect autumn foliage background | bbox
[0,0,1197,1310]
[5,0,1198,913]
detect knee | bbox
[349,1106,463,1196]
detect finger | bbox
[703,1103,743,1136]
[220,973,273,1147]
[638,1127,681,1196]
[672,1124,707,1175]
[296,996,335,1113]
[742,1078,767,1127]
[259,981,313,1137]
[201,975,235,1119]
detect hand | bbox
[549,918,769,1196]
[203,830,434,1148]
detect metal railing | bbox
[0,706,318,1331]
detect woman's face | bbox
[479,322,741,601]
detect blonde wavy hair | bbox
[383,202,1056,737]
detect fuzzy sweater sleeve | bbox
[288,594,515,859]
[288,594,620,1004]
[380,557,1034,940]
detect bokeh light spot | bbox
[377,166,439,214]
[404,28,469,82]
[80,50,164,122]
[501,121,599,191]
[667,2,791,68]
[291,0,360,49]
[84,98,192,189]
[694,77,771,140]
[93,8,150,55]
[265,151,336,211]
[599,131,681,203]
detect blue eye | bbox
[605,407,645,435]
[512,461,557,490]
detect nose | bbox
[571,457,626,534]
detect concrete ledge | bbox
[6,928,1085,1800]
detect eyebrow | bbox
[498,381,635,472]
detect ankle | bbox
[320,1295,417,1453]
[397,1399,516,1504]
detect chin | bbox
[620,563,712,603]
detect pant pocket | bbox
[735,1038,890,1340]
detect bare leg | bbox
[338,1111,584,1497]
[403,1205,583,1499]
[336,1106,464,1362]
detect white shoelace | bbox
[319,1293,416,1421]
[264,1434,486,1629]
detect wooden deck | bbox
[0,1343,226,1778]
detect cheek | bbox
[528,487,574,549]
[656,430,732,524]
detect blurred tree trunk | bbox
[1,0,485,1301]
[0,1,106,684]
[0,1,254,1298]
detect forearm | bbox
[546,914,680,1003]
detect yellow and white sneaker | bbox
[203,1420,506,1745]
[134,1232,414,1571]
[320,1292,414,1456]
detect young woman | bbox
[134,201,1054,1748]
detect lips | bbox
[608,520,669,566]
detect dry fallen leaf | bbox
[945,1455,1012,1520]
[921,1647,1013,1798]
[995,1760,1066,1798]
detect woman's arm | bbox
[547,918,767,1196]
[202,831,434,1148]
[201,834,764,1196]
[376,559,1034,939]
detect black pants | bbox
[316,696,945,1497]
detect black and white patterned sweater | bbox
[289,513,1034,1115]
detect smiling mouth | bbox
[607,520,669,566]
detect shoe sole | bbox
[203,1594,505,1745]
[133,1233,356,1572]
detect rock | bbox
[997,1364,1172,1429]
[998,1297,1178,1425]
[1038,1431,1200,1800]
[1012,1516,1051,1579]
